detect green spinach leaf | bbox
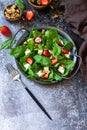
[27,38,34,51]
[34,55,51,66]
[45,28,58,40]
[64,42,73,50]
[0,38,12,50]
[52,43,61,57]
[10,45,26,58]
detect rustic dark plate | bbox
[14,26,81,84]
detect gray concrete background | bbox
[0,0,87,130]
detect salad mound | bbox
[10,27,75,82]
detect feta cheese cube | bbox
[44,67,50,74]
[24,63,30,70]
[58,65,65,74]
[44,67,49,71]
[25,49,31,55]
[65,52,71,58]
[38,50,43,55]
[36,70,44,77]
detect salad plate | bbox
[10,26,81,84]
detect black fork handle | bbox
[19,78,52,120]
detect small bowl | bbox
[4,4,22,22]
[28,0,52,10]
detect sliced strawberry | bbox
[56,41,63,47]
[35,37,42,43]
[61,48,69,54]
[42,50,51,57]
[52,58,58,65]
[0,26,11,36]
[26,57,33,65]
[40,0,50,5]
[25,10,34,21]
[41,73,49,79]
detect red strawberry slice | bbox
[25,10,34,21]
[42,50,51,57]
[0,26,11,36]
[52,58,58,65]
[40,0,50,5]
[41,73,49,79]
[26,57,33,65]
[61,48,69,54]
[56,41,63,47]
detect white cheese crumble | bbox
[38,50,43,55]
[58,65,65,74]
[44,67,49,71]
[65,52,71,58]
[24,63,30,70]
[25,49,31,55]
[43,67,50,74]
[36,70,44,77]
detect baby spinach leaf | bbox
[35,44,44,50]
[47,69,54,81]
[64,42,73,50]
[45,29,58,40]
[31,62,40,73]
[45,39,53,50]
[19,55,29,72]
[60,59,74,70]
[54,73,62,81]
[60,59,74,69]
[10,45,26,58]
[62,69,70,77]
[27,38,34,51]
[29,28,42,38]
[19,61,26,72]
[52,43,61,57]
[59,59,75,77]
[27,67,35,79]
[0,38,13,50]
[34,55,51,66]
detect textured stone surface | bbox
[0,0,87,130]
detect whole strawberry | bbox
[25,10,35,21]
[0,26,11,36]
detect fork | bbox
[5,63,52,120]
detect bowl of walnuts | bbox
[4,4,22,22]
[28,0,52,10]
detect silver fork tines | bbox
[6,63,20,80]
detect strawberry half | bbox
[40,0,50,5]
[41,73,49,79]
[61,48,69,54]
[42,50,51,57]
[0,26,11,36]
[26,57,33,65]
[52,58,58,65]
[25,10,34,21]
[56,41,63,47]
